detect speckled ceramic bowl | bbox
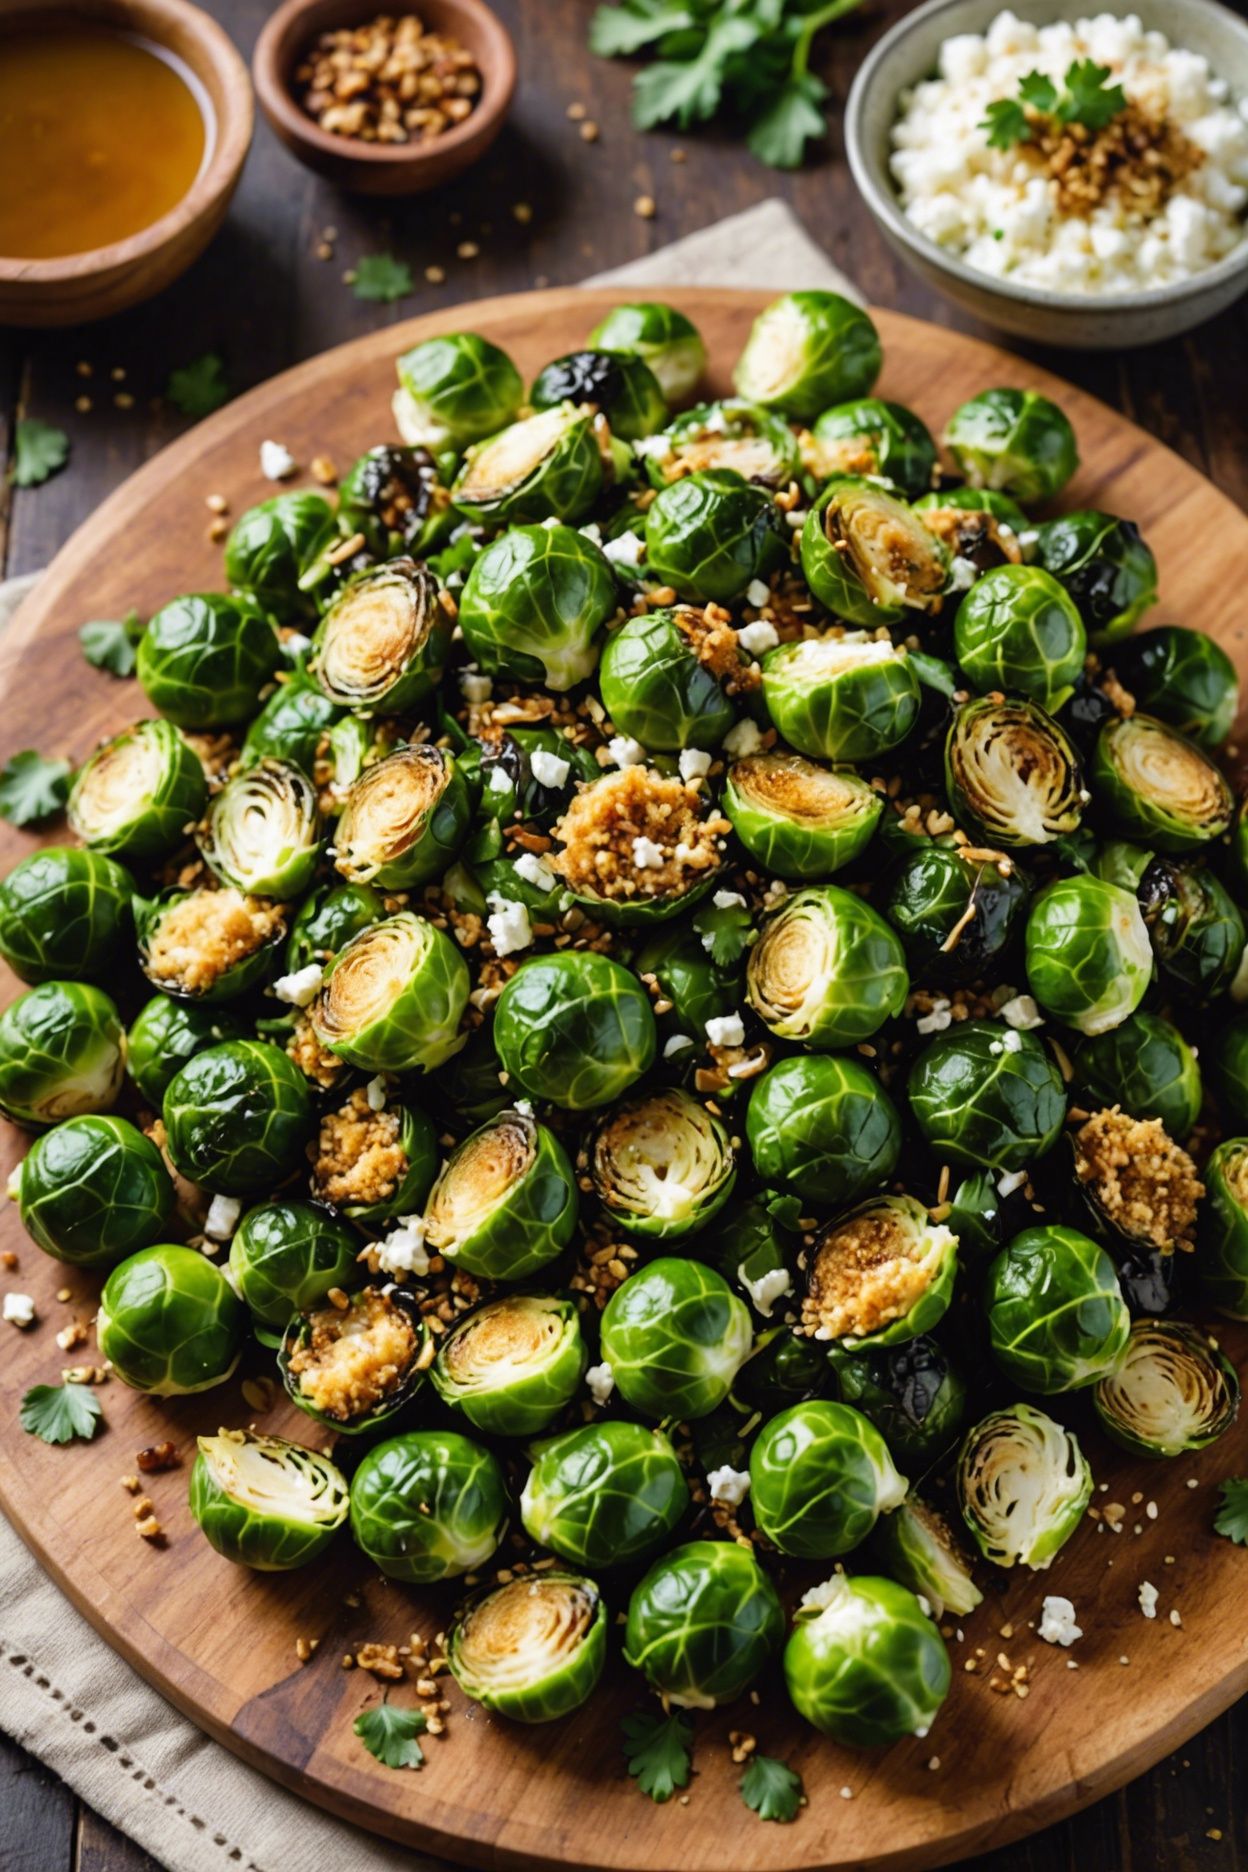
[845,0,1248,348]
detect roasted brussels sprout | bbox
[308,1085,437,1226]
[953,564,1086,710]
[1032,510,1157,646]
[1094,1320,1239,1457]
[190,1429,349,1570]
[944,388,1078,503]
[493,951,656,1110]
[0,981,125,1127]
[1210,1021,1248,1130]
[908,1022,1066,1173]
[809,398,937,499]
[532,348,666,439]
[97,1243,244,1394]
[135,887,287,1004]
[644,469,786,603]
[590,1086,735,1239]
[750,1400,907,1557]
[634,920,741,1038]
[334,746,469,890]
[1141,857,1244,1002]
[598,606,747,751]
[1091,714,1233,852]
[724,750,882,879]
[309,559,449,714]
[637,398,801,490]
[424,1106,579,1280]
[746,885,908,1049]
[733,291,881,420]
[162,1039,311,1194]
[1071,1104,1202,1258]
[227,1200,359,1339]
[431,1294,586,1436]
[310,912,469,1074]
[393,331,523,449]
[1071,1011,1201,1140]
[16,1114,172,1268]
[884,845,1030,984]
[1024,875,1151,1035]
[784,1573,950,1745]
[747,1055,901,1206]
[761,632,921,762]
[623,1540,784,1709]
[69,719,208,860]
[600,1256,752,1421]
[126,996,246,1107]
[459,523,617,691]
[912,486,1027,571]
[239,677,349,785]
[137,593,280,728]
[945,1168,1005,1266]
[869,1497,982,1617]
[945,694,1084,848]
[831,1336,967,1472]
[799,478,948,626]
[198,759,322,901]
[1113,624,1238,748]
[520,1422,690,1570]
[957,1402,1092,1569]
[802,1197,957,1351]
[452,405,604,526]
[0,845,133,988]
[349,1429,508,1581]
[281,1285,432,1435]
[337,444,444,558]
[285,881,385,975]
[587,302,707,402]
[986,1226,1130,1393]
[223,492,337,617]
[449,1572,607,1722]
[1200,1137,1248,1318]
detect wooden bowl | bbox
[253,0,516,195]
[0,0,253,329]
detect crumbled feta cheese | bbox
[1038,1595,1082,1646]
[365,1075,387,1112]
[486,765,511,794]
[799,1576,845,1613]
[578,521,604,546]
[632,835,666,869]
[678,748,712,781]
[4,1292,36,1327]
[737,619,779,655]
[271,962,324,1008]
[707,1464,752,1507]
[999,993,1044,1029]
[1138,1580,1160,1619]
[706,1013,745,1048]
[487,896,533,958]
[632,435,671,459]
[663,1033,695,1057]
[260,439,297,480]
[997,1168,1028,1197]
[603,529,646,568]
[738,1262,793,1318]
[745,577,772,608]
[513,850,557,893]
[1000,1028,1023,1052]
[606,735,647,768]
[540,515,562,528]
[283,631,312,656]
[513,1097,534,1116]
[530,749,571,789]
[459,667,493,703]
[5,1164,21,1201]
[722,717,762,758]
[915,1000,953,1035]
[203,1194,242,1242]
[949,555,979,591]
[585,1361,615,1405]
[713,889,746,910]
[375,1216,430,1277]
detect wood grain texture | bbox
[0,288,1246,1872]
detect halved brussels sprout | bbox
[69,719,208,860]
[908,1022,1066,1173]
[334,746,469,890]
[1199,1137,1248,1318]
[809,398,937,499]
[1091,715,1233,853]
[0,846,133,985]
[598,606,748,752]
[986,1225,1130,1393]
[17,1114,172,1268]
[945,694,1084,848]
[623,1539,784,1709]
[761,631,921,761]
[549,766,729,927]
[1113,624,1237,747]
[197,759,321,901]
[1094,1320,1239,1458]
[452,405,604,526]
[1072,1011,1201,1140]
[590,1086,735,1239]
[588,302,707,403]
[644,468,786,603]
[310,1085,437,1227]
[746,885,908,1049]
[393,332,523,449]
[1024,875,1151,1036]
[285,881,386,975]
[190,1429,349,1570]
[449,1572,607,1723]
[223,492,338,617]
[162,1039,311,1194]
[733,291,881,421]
[349,1428,508,1581]
[98,1243,244,1395]
[944,388,1078,503]
[424,1107,579,1280]
[432,1294,586,1436]
[459,523,617,691]
[750,1400,907,1557]
[0,981,125,1127]
[337,444,445,558]
[600,1256,752,1421]
[1139,857,1243,1002]
[228,1200,359,1339]
[799,478,948,626]
[747,1055,901,1207]
[1072,1106,1202,1257]
[532,348,666,439]
[638,399,801,489]
[912,486,1027,572]
[957,1402,1092,1569]
[1032,510,1157,646]
[281,1285,432,1436]
[310,912,469,1075]
[520,1422,690,1570]
[784,1573,950,1746]
[493,951,656,1110]
[309,559,449,714]
[869,1497,982,1618]
[802,1196,957,1351]
[135,887,287,1004]
[126,996,247,1107]
[724,750,882,879]
[953,564,1086,710]
[831,1335,966,1472]
[137,593,280,728]
[884,845,1030,984]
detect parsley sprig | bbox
[981,58,1127,150]
[621,1708,693,1802]
[740,1753,804,1822]
[353,1699,428,1769]
[0,750,72,828]
[20,1383,104,1445]
[1214,1476,1248,1546]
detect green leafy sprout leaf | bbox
[167,354,230,419]
[354,1700,428,1769]
[692,897,753,968]
[980,96,1031,150]
[588,0,694,59]
[981,56,1126,148]
[352,255,415,304]
[1214,1476,1248,1546]
[12,419,70,489]
[1017,69,1058,113]
[79,610,144,679]
[740,1753,804,1823]
[20,1383,104,1446]
[0,750,72,827]
[621,1708,693,1802]
[1059,58,1127,129]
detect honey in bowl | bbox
[0,26,211,260]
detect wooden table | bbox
[0,2,1244,1868]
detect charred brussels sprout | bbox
[310,913,469,1074]
[198,759,321,901]
[1070,1104,1202,1258]
[833,1337,966,1474]
[424,1107,578,1280]
[452,405,604,526]
[1092,715,1233,852]
[349,1429,508,1581]
[957,1403,1092,1569]
[986,1226,1130,1393]
[953,565,1086,710]
[590,1087,735,1240]
[1112,625,1238,747]
[784,1573,950,1745]
[449,1573,607,1723]
[334,746,469,890]
[459,523,617,691]
[724,750,882,879]
[520,1422,690,1570]
[0,981,125,1127]
[285,881,385,974]
[0,846,133,985]
[644,469,786,603]
[97,1244,244,1394]
[747,1055,901,1207]
[913,486,1028,571]
[69,719,207,859]
[190,1430,349,1570]
[135,888,287,1004]
[1032,511,1157,646]
[281,1285,431,1435]
[587,302,706,403]
[810,397,936,498]
[431,1294,586,1436]
[17,1115,172,1268]
[309,559,448,714]
[944,388,1078,503]
[747,886,908,1048]
[1024,875,1151,1035]
[751,1401,907,1557]
[761,632,921,761]
[137,593,280,728]
[945,694,1084,848]
[600,1257,752,1421]
[623,1540,783,1709]
[869,1498,982,1617]
[309,1088,437,1227]
[638,399,800,490]
[240,678,347,782]
[1141,858,1244,1002]
[799,478,948,626]
[908,1022,1066,1173]
[393,332,523,449]
[337,444,443,557]
[532,348,666,440]
[884,845,1030,984]
[1072,1012,1201,1140]
[227,1200,359,1339]
[1200,1138,1248,1318]
[598,606,745,752]
[1094,1320,1239,1457]
[493,952,656,1110]
[126,996,246,1107]
[223,493,337,617]
[803,1197,957,1351]
[162,1040,311,1194]
[733,291,881,421]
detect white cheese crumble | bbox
[798,1575,845,1614]
[203,1195,242,1242]
[585,1361,615,1405]
[713,889,746,910]
[486,895,533,958]
[5,1164,21,1201]
[271,962,324,1008]
[365,1075,387,1112]
[949,555,980,591]
[1000,992,1044,1029]
[632,835,666,869]
[737,619,779,655]
[4,1292,36,1327]
[706,1013,745,1048]
[997,1168,1029,1197]
[529,749,571,789]
[722,717,762,758]
[745,577,772,609]
[606,734,647,768]
[578,521,604,546]
[603,529,646,568]
[1138,1579,1160,1619]
[459,667,493,703]
[707,1464,752,1506]
[915,999,953,1035]
[678,748,712,781]
[259,439,297,480]
[738,1262,793,1318]
[375,1216,430,1277]
[663,1033,695,1057]
[1000,1027,1023,1052]
[513,850,557,893]
[1038,1595,1083,1646]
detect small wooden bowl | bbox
[253,0,516,196]
[0,0,253,329]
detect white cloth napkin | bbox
[0,200,853,1872]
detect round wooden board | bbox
[2,288,1247,1872]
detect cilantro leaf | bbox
[764,1190,804,1231]
[740,1754,803,1823]
[1058,58,1126,130]
[621,1708,693,1803]
[980,96,1031,150]
[353,254,414,304]
[79,611,144,679]
[1017,69,1058,113]
[692,897,753,968]
[632,14,761,129]
[0,750,72,827]
[354,1702,427,1769]
[747,71,827,169]
[167,354,230,419]
[12,419,70,489]
[20,1383,103,1445]
[589,0,695,58]
[1214,1476,1248,1546]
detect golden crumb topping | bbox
[145,888,285,994]
[802,1201,952,1341]
[1074,1106,1203,1252]
[675,604,759,694]
[311,1085,408,1208]
[286,1010,348,1090]
[551,766,729,906]
[286,1288,419,1422]
[1027,100,1203,220]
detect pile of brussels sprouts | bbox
[4,287,1248,1767]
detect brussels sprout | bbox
[239,677,347,783]
[334,746,469,890]
[520,1422,690,1570]
[733,291,881,420]
[16,1115,172,1268]
[590,1086,735,1239]
[799,478,948,626]
[309,559,449,714]
[98,1244,244,1394]
[985,1225,1130,1394]
[394,332,523,450]
[281,1284,432,1435]
[349,1428,508,1581]
[285,881,386,974]
[750,1400,907,1557]
[1210,1021,1248,1129]
[953,565,1086,710]
[945,694,1084,848]
[637,399,801,490]
[944,388,1078,503]
[459,523,617,691]
[1094,1320,1239,1458]
[1112,625,1238,747]
[644,469,786,603]
[197,759,322,901]
[162,1039,311,1194]
[746,886,908,1049]
[784,1573,950,1745]
[228,1200,360,1338]
[337,444,445,558]
[449,1571,607,1723]
[809,398,937,499]
[1200,1138,1248,1318]
[424,1107,578,1280]
[587,302,707,403]
[761,632,921,761]
[190,1429,349,1569]
[223,492,338,616]
[467,724,598,832]
[913,486,1028,571]
[452,405,604,526]
[1141,857,1244,1001]
[831,1336,966,1472]
[0,981,125,1127]
[308,1085,437,1227]
[430,1017,511,1128]
[908,1022,1066,1173]
[802,1197,957,1353]
[884,845,1031,984]
[635,921,741,1037]
[532,348,666,439]
[431,1294,586,1436]
[724,750,882,879]
[598,607,747,751]
[0,846,132,989]
[493,952,656,1110]
[1092,715,1233,853]
[623,1540,784,1709]
[1072,1011,1202,1140]
[68,719,208,860]
[127,997,246,1110]
[600,1256,752,1421]
[1071,1104,1202,1260]
[736,1325,830,1414]
[1024,875,1151,1036]
[869,1498,982,1618]
[137,593,280,728]
[1032,510,1157,646]
[946,1168,1005,1266]
[310,912,469,1075]
[135,887,287,1004]
[957,1402,1092,1569]
[747,1055,901,1207]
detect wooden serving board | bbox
[1,289,1247,1872]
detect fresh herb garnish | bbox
[0,750,72,827]
[353,1700,428,1769]
[740,1753,804,1823]
[352,254,415,303]
[79,611,144,679]
[621,1707,693,1802]
[692,897,753,968]
[20,1383,104,1446]
[1214,1476,1248,1546]
[12,419,70,489]
[167,354,231,419]
[981,58,1127,149]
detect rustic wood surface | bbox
[1,2,1246,1868]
